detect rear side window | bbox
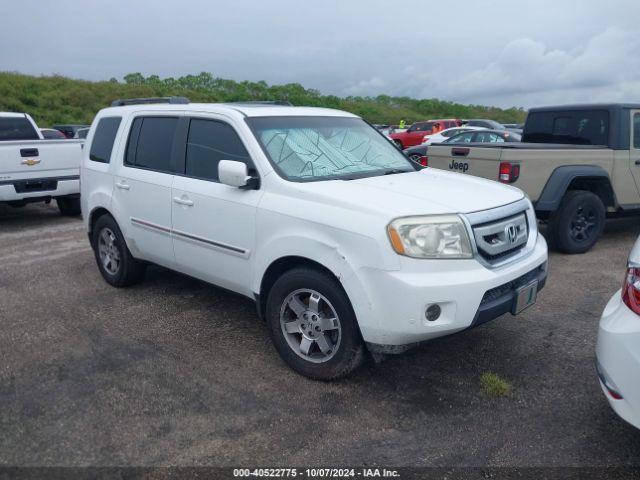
[0,116,39,141]
[125,117,178,172]
[185,119,250,181]
[524,110,609,145]
[89,117,121,163]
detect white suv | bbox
[81,97,548,380]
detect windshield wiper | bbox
[382,169,410,175]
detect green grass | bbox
[480,372,512,397]
[0,71,527,127]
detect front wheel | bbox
[265,268,365,380]
[547,190,605,254]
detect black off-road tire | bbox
[265,267,365,380]
[547,190,605,254]
[57,197,81,216]
[91,214,146,287]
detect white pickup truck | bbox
[0,112,83,215]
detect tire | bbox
[265,267,365,380]
[57,197,81,216]
[393,140,403,149]
[91,214,146,287]
[547,190,605,254]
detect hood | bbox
[296,169,524,217]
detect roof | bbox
[528,103,640,112]
[0,112,28,118]
[99,103,358,119]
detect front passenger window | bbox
[185,119,251,181]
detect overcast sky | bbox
[2,0,639,108]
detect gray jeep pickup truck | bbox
[426,104,640,253]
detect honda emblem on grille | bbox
[505,224,518,244]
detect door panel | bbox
[171,176,260,296]
[170,116,262,296]
[112,166,175,267]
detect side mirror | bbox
[219,160,253,188]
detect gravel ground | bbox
[0,203,639,467]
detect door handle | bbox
[20,148,39,157]
[635,160,640,165]
[115,181,130,190]
[173,196,194,206]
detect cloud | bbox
[396,27,640,107]
[3,0,640,109]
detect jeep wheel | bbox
[92,215,146,287]
[548,190,605,254]
[265,268,365,380]
[57,197,81,216]
[393,140,403,149]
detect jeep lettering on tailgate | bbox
[449,159,469,173]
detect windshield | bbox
[246,116,414,181]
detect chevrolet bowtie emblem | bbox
[21,158,41,166]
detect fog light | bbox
[425,304,441,321]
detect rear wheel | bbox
[57,197,81,216]
[265,268,365,380]
[91,215,146,287]
[547,190,605,254]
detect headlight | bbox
[387,214,473,259]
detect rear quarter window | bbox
[89,117,121,163]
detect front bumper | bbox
[355,233,548,349]
[596,292,640,430]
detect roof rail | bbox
[110,96,190,107]
[225,100,293,107]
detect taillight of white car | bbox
[622,266,640,314]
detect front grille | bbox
[472,211,528,264]
[480,264,544,306]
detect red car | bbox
[390,119,461,148]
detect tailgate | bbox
[0,140,83,179]
[427,144,503,182]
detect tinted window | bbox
[185,119,250,181]
[634,113,640,149]
[445,131,475,143]
[126,117,178,172]
[476,132,505,143]
[0,116,39,141]
[41,129,65,139]
[89,117,121,163]
[523,110,609,145]
[411,122,434,132]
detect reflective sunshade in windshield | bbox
[246,116,414,181]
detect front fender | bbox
[252,230,394,334]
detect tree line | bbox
[0,71,526,127]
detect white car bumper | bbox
[0,176,79,202]
[354,233,548,350]
[596,291,640,430]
